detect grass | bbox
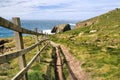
[0,35,70,80]
[50,8,120,80]
[0,36,53,80]
[0,8,120,80]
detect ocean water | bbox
[0,20,77,38]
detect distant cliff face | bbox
[74,17,99,29]
[51,24,71,33]
[74,8,120,29]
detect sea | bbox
[0,20,77,38]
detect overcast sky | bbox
[0,0,120,20]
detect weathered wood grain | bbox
[34,28,41,62]
[0,17,43,35]
[0,17,50,80]
[12,43,48,80]
[0,39,49,64]
[13,17,28,80]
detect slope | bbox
[51,8,120,80]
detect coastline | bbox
[0,23,76,38]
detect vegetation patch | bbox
[50,9,120,80]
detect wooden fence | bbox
[0,17,83,80]
[0,17,49,80]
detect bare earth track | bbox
[51,41,89,80]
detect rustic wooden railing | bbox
[0,39,49,64]
[0,17,43,35]
[0,17,49,80]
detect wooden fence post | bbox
[12,17,28,80]
[34,28,40,63]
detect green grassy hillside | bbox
[0,36,53,80]
[51,8,120,80]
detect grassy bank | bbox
[51,9,120,80]
[0,36,53,80]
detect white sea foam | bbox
[69,23,76,26]
[42,29,54,34]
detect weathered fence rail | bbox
[0,17,84,80]
[0,17,43,35]
[12,43,48,80]
[0,17,49,80]
[0,39,49,64]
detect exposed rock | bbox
[95,39,101,42]
[78,32,84,37]
[116,8,119,11]
[51,26,57,33]
[107,46,118,49]
[74,16,99,29]
[51,24,71,33]
[89,30,97,33]
[0,40,8,45]
[0,45,4,51]
[0,40,11,54]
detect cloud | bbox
[34,3,69,10]
[0,0,120,20]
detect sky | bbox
[0,0,120,20]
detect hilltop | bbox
[75,8,120,28]
[74,8,120,29]
[51,8,120,80]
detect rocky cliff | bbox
[51,24,71,33]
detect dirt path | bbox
[50,41,89,80]
[51,41,65,80]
